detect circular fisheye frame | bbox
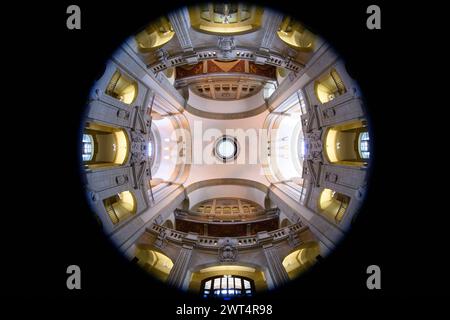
[81,2,371,299]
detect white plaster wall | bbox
[184,110,270,187]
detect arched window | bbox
[103,191,137,225]
[82,134,94,161]
[135,17,175,52]
[105,70,138,105]
[315,69,346,104]
[359,131,370,159]
[318,189,350,224]
[189,4,263,35]
[201,275,254,299]
[277,16,315,51]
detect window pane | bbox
[214,278,221,289]
[202,276,254,299]
[228,277,234,289]
[221,277,227,289]
[235,278,242,289]
[82,134,94,161]
[359,132,370,159]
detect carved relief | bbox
[115,175,129,185]
[325,172,338,183]
[288,232,301,247]
[305,129,323,163]
[218,36,235,59]
[155,48,169,63]
[322,107,336,119]
[154,228,167,249]
[130,131,148,164]
[302,166,309,176]
[117,109,130,120]
[218,238,238,262]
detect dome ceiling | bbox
[81,2,371,296]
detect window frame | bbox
[82,134,94,162]
[358,131,370,160]
[201,275,255,299]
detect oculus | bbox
[214,135,239,162]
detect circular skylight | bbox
[214,136,238,161]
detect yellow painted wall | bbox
[324,121,367,166]
[84,123,129,169]
[318,189,349,223]
[282,242,320,279]
[135,248,174,282]
[188,5,263,35]
[135,17,175,52]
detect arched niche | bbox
[103,190,137,225]
[282,242,320,279]
[82,122,129,170]
[162,219,174,229]
[314,68,347,104]
[134,247,174,282]
[189,3,263,35]
[105,69,138,105]
[135,17,175,52]
[324,120,369,167]
[277,16,315,51]
[280,218,292,228]
[318,188,350,224]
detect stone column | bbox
[167,233,197,289]
[260,11,284,51]
[168,8,193,50]
[257,232,290,287]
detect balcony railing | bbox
[145,220,310,251]
[174,207,279,223]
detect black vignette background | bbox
[1,0,445,306]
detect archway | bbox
[324,120,369,167]
[282,242,320,279]
[105,69,138,104]
[277,16,315,51]
[103,190,137,225]
[280,218,292,228]
[318,188,350,224]
[134,248,174,282]
[314,68,346,104]
[83,122,129,169]
[135,16,175,52]
[188,264,268,294]
[189,3,263,35]
[162,219,174,229]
